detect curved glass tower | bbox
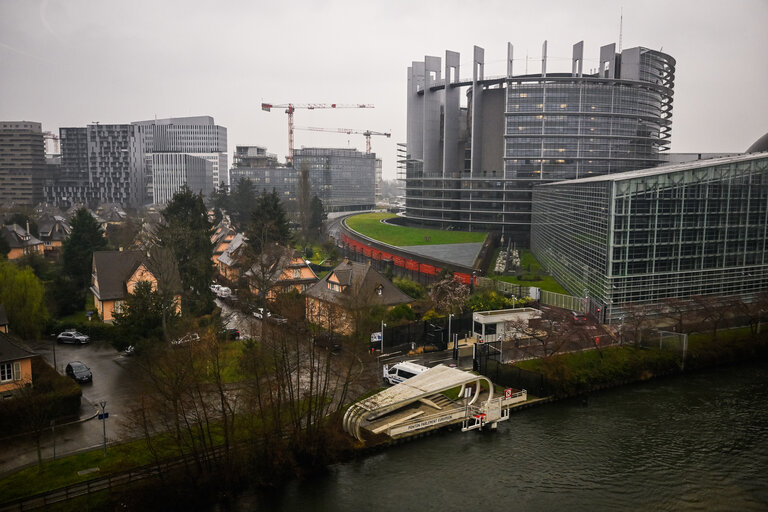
[403,41,675,244]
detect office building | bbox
[0,121,47,207]
[403,41,676,243]
[45,124,150,208]
[133,116,228,188]
[231,147,376,212]
[150,153,213,204]
[530,153,768,322]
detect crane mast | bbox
[261,102,374,165]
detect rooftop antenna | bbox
[618,7,624,53]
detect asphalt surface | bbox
[0,339,141,475]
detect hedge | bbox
[0,357,82,434]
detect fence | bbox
[379,312,473,353]
[483,359,551,397]
[539,290,588,313]
[475,277,532,298]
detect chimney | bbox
[343,257,349,264]
[26,220,30,234]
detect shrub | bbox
[393,277,426,300]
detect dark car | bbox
[65,361,92,383]
[570,311,588,325]
[57,330,90,344]
[219,328,240,340]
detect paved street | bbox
[0,340,140,475]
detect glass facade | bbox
[403,45,675,244]
[531,154,768,322]
[230,148,376,213]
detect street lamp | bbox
[448,313,454,350]
[50,333,57,372]
[98,400,108,456]
[381,321,386,354]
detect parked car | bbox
[252,307,270,320]
[570,311,588,325]
[65,361,93,383]
[57,330,90,344]
[219,328,240,340]
[210,284,222,294]
[217,286,232,298]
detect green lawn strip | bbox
[516,346,681,394]
[518,249,544,274]
[57,295,97,326]
[491,274,569,295]
[345,213,487,246]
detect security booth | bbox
[472,308,541,342]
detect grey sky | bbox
[1,0,766,180]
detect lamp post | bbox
[381,321,386,354]
[448,313,454,350]
[98,400,108,456]
[50,333,57,372]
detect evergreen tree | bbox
[158,186,214,316]
[209,181,230,224]
[309,195,326,240]
[230,177,256,229]
[0,231,10,258]
[246,189,291,254]
[62,207,107,296]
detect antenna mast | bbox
[619,7,624,53]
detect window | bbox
[0,362,20,383]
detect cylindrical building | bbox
[403,41,675,245]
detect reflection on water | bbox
[231,363,768,512]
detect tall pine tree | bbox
[62,207,107,305]
[246,189,291,254]
[158,186,215,316]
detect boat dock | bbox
[343,364,531,442]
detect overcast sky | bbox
[1,0,766,180]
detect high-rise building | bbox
[45,124,149,208]
[0,121,47,207]
[403,41,676,244]
[133,116,228,189]
[150,153,213,204]
[531,153,768,322]
[229,147,376,213]
[233,146,279,169]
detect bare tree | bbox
[430,276,470,315]
[661,296,694,334]
[621,302,653,347]
[691,295,733,340]
[506,307,576,358]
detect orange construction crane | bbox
[261,102,374,165]
[295,126,391,154]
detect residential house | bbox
[1,223,44,259]
[211,216,236,266]
[305,259,413,335]
[0,331,35,398]
[217,233,247,283]
[90,248,182,322]
[0,305,8,333]
[245,245,318,300]
[37,214,71,254]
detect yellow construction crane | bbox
[261,102,374,165]
[295,126,392,154]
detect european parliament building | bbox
[403,40,675,244]
[531,153,768,322]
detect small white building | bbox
[472,308,541,342]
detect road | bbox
[0,340,141,475]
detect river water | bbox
[234,363,768,511]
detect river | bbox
[231,363,768,511]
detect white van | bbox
[382,361,429,385]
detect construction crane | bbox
[295,126,391,154]
[43,131,60,154]
[261,102,374,165]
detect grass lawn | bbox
[492,274,569,295]
[57,295,98,325]
[345,213,487,247]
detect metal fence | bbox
[539,290,588,313]
[379,312,473,353]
